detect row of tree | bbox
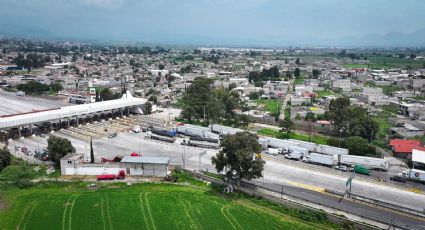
[248,66,280,83]
[16,80,63,94]
[14,53,50,70]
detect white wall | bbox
[64,166,124,175]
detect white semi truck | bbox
[399,169,425,183]
[339,155,389,171]
[304,153,336,167]
[315,144,349,156]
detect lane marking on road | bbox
[261,154,425,195]
[285,181,326,193]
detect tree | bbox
[17,80,50,94]
[248,92,260,100]
[144,101,152,114]
[228,83,237,90]
[90,138,95,163]
[212,132,265,186]
[279,117,294,138]
[158,64,165,70]
[181,77,214,121]
[304,112,316,122]
[294,68,301,78]
[148,95,157,104]
[0,147,11,172]
[47,136,75,167]
[285,71,293,79]
[312,69,321,79]
[50,81,63,93]
[343,136,376,157]
[295,58,300,65]
[0,163,34,188]
[98,88,114,101]
[326,97,379,140]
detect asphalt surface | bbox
[0,90,69,115]
[249,180,425,230]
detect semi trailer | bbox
[339,155,389,171]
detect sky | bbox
[0,0,425,47]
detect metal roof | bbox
[0,92,147,129]
[120,156,170,164]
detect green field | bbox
[257,128,329,145]
[256,99,280,116]
[0,181,338,230]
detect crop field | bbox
[0,182,337,230]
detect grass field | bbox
[257,128,329,145]
[256,99,280,116]
[0,181,338,230]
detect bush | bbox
[0,163,35,188]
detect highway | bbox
[248,179,425,230]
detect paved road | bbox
[249,179,425,230]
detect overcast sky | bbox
[1,0,424,46]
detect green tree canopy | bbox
[47,136,75,167]
[144,101,153,114]
[294,68,301,78]
[0,147,11,172]
[312,69,321,79]
[326,97,379,140]
[17,80,50,94]
[212,132,265,185]
[279,117,294,138]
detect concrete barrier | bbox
[325,188,425,218]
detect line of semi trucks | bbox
[140,123,425,183]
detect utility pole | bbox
[203,105,206,121]
[281,185,284,199]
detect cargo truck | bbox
[339,155,389,171]
[354,165,370,175]
[287,146,309,156]
[288,139,317,152]
[189,135,219,143]
[304,153,335,167]
[398,169,425,183]
[210,124,243,135]
[151,127,176,138]
[181,139,220,149]
[147,132,176,143]
[265,148,280,156]
[315,144,349,156]
[96,170,125,180]
[285,151,303,160]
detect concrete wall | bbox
[64,166,124,175]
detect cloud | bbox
[80,0,123,9]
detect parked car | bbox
[108,133,118,138]
[390,175,407,183]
